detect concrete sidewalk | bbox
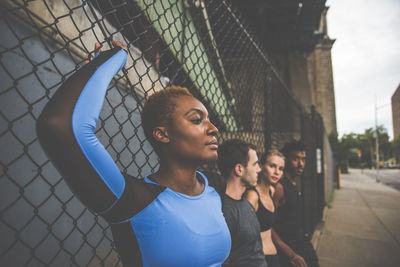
[315,168,400,267]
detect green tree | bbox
[377,126,392,159]
[329,125,395,171]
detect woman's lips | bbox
[270,176,279,182]
[206,139,218,150]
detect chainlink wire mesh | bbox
[1,0,332,266]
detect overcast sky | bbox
[326,0,400,140]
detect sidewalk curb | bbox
[311,205,329,250]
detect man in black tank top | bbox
[272,141,320,267]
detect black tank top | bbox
[248,187,277,232]
[274,177,303,241]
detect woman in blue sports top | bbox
[245,149,285,267]
[37,41,231,267]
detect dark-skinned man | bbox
[272,141,320,267]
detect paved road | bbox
[316,169,400,267]
[361,168,400,191]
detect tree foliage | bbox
[329,125,396,172]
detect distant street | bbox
[361,168,400,191]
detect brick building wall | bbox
[308,36,337,135]
[308,7,337,135]
[392,84,400,138]
[268,7,338,136]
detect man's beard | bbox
[287,166,303,178]
[295,167,304,175]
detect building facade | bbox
[392,84,400,138]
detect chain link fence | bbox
[1,0,335,266]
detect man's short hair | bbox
[217,139,256,178]
[282,140,307,158]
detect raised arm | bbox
[37,46,127,214]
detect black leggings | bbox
[278,238,319,267]
[265,254,280,267]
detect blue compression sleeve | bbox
[72,49,127,199]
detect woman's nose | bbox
[207,121,219,135]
